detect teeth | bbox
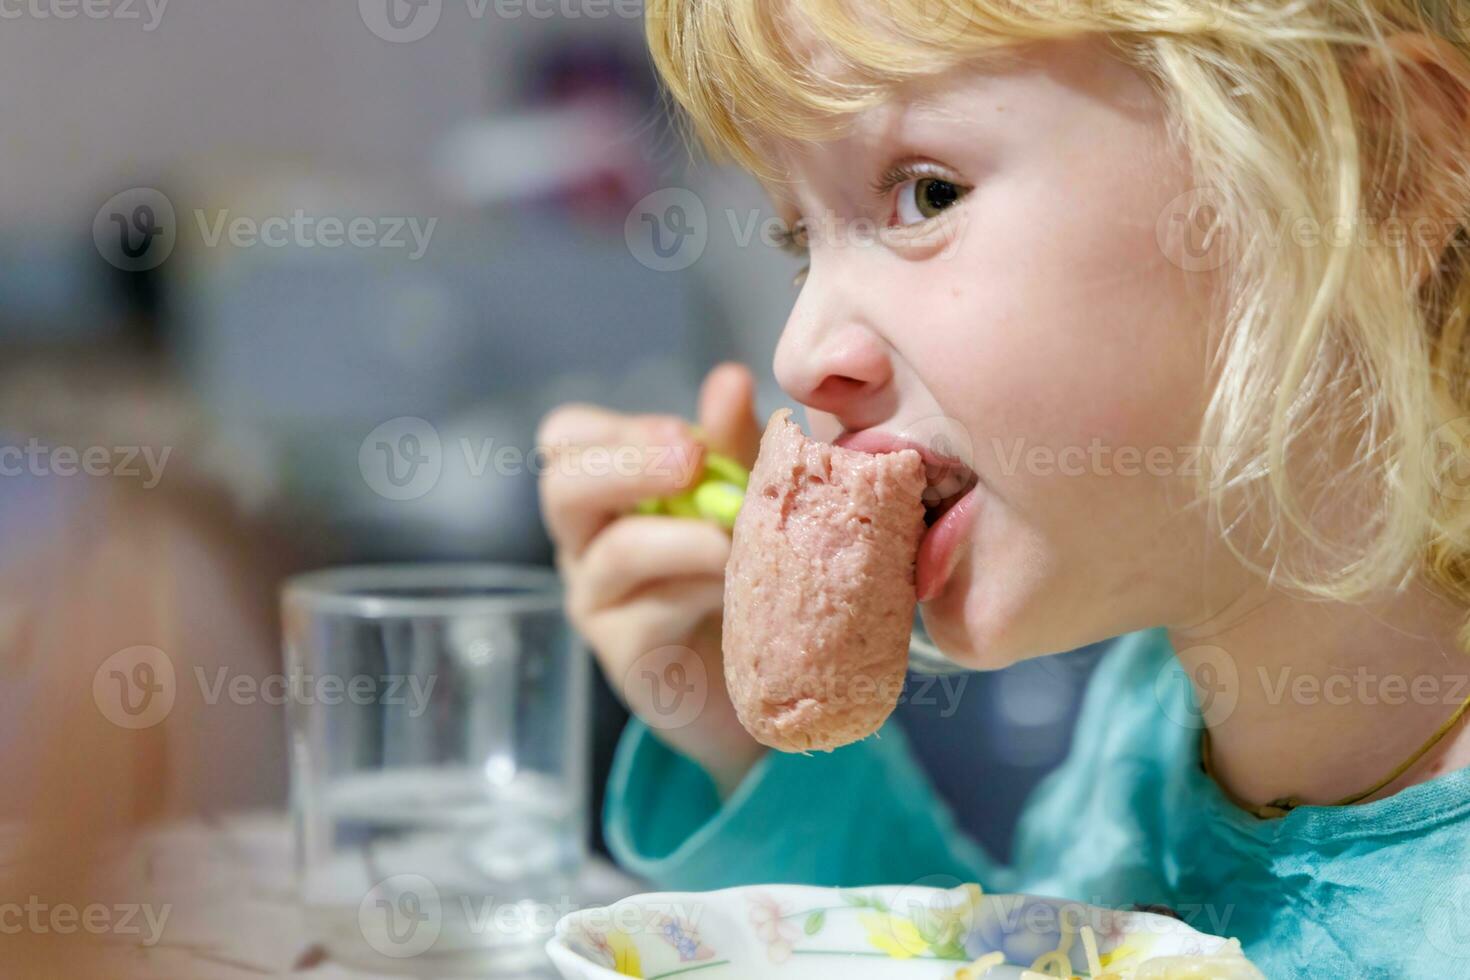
[923,459,972,503]
[917,458,976,528]
[922,461,977,513]
[923,487,966,529]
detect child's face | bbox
[766,36,1237,667]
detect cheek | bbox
[898,156,1218,653]
[909,167,1212,482]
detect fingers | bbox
[571,516,731,622]
[581,577,727,680]
[697,362,761,468]
[538,407,703,556]
[537,403,661,450]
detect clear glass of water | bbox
[283,563,588,976]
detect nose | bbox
[773,289,896,426]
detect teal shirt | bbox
[604,629,1470,978]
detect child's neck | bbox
[1169,583,1470,808]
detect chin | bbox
[917,557,1093,672]
[918,561,1026,671]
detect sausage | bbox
[722,409,927,752]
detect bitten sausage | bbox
[722,409,927,752]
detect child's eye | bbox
[774,219,809,252]
[894,177,966,226]
[874,160,971,229]
[773,219,809,288]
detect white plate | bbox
[546,882,1262,979]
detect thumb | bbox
[697,362,761,468]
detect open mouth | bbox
[831,426,978,529]
[921,458,978,528]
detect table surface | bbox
[95,812,648,979]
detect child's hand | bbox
[538,363,766,797]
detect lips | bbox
[915,487,977,601]
[833,427,979,601]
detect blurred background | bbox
[2,1,1103,973]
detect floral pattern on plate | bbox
[547,883,1247,980]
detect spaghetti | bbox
[950,923,1265,980]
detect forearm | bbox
[603,716,1014,893]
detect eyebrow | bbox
[746,89,960,217]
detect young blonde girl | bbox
[539,1,1470,973]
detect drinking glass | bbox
[283,563,588,976]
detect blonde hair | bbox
[645,0,1470,642]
